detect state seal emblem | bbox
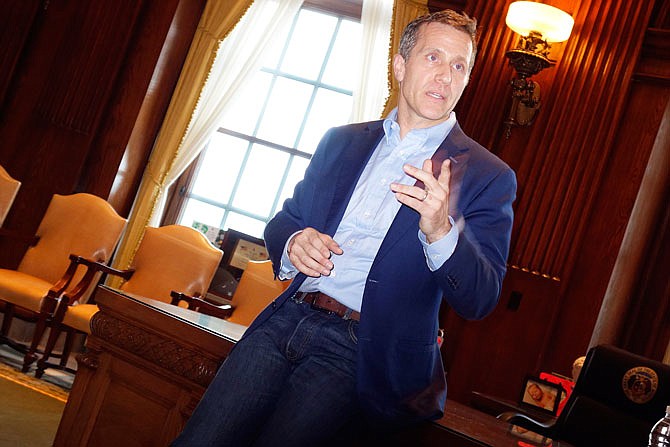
[622,366,658,404]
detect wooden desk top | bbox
[98,285,248,341]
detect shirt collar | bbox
[383,108,457,148]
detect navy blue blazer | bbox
[250,120,516,423]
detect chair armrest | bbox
[68,255,135,280]
[170,291,234,319]
[0,227,40,246]
[497,411,557,438]
[50,256,133,311]
[39,255,110,315]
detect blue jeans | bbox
[171,297,360,447]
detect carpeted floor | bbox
[0,348,72,446]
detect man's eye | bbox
[427,54,438,62]
[453,63,465,72]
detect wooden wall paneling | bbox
[543,20,670,373]
[505,1,648,283]
[77,0,206,215]
[500,0,655,368]
[546,88,668,372]
[624,195,670,360]
[0,0,204,268]
[650,0,670,28]
[622,25,670,360]
[455,0,520,153]
[623,182,670,359]
[0,0,144,267]
[585,91,669,348]
[34,2,143,135]
[0,1,41,107]
[428,0,467,13]
[441,270,562,403]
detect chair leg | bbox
[35,321,66,378]
[1,302,15,338]
[59,329,76,368]
[21,313,49,373]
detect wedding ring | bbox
[420,189,429,201]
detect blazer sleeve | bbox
[263,127,339,275]
[436,163,517,320]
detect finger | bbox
[290,228,341,276]
[422,159,433,177]
[390,182,430,203]
[437,159,451,191]
[322,235,343,255]
[402,162,435,187]
[292,253,332,277]
[290,242,333,276]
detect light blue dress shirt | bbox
[280,109,459,312]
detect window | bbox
[170,3,362,239]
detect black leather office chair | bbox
[499,344,670,446]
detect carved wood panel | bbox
[91,312,220,387]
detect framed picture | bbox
[519,375,563,415]
[539,372,574,416]
[219,229,269,281]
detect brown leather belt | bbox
[296,292,360,322]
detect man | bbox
[173,9,516,446]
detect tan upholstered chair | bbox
[174,259,289,326]
[0,165,21,227]
[36,224,223,377]
[226,260,289,325]
[0,193,126,372]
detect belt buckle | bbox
[310,301,336,317]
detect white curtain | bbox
[152,0,394,225]
[351,0,394,122]
[150,0,303,225]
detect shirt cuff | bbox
[420,216,458,271]
[278,230,302,280]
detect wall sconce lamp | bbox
[504,1,574,137]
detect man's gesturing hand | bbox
[391,159,452,243]
[287,227,343,277]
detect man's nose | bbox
[436,68,452,84]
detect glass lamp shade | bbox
[506,1,574,42]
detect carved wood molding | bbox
[90,312,219,387]
[77,350,100,370]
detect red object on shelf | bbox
[539,372,575,416]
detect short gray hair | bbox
[398,10,478,70]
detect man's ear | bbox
[393,53,405,82]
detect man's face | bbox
[393,22,473,131]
